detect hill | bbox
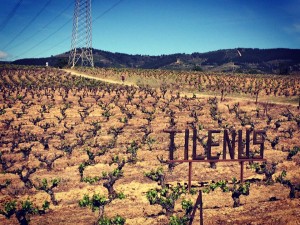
[11,48,300,74]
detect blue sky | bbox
[0,0,299,61]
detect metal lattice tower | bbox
[68,0,94,68]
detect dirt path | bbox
[63,69,298,107]
[63,69,137,86]
[182,91,298,106]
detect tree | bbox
[287,146,300,161]
[193,65,203,72]
[203,178,250,208]
[34,178,61,205]
[126,141,140,164]
[230,178,250,208]
[255,162,277,184]
[80,155,126,197]
[169,199,193,225]
[276,170,300,199]
[102,156,126,199]
[9,166,37,189]
[0,199,49,225]
[35,153,63,171]
[79,193,108,222]
[79,193,125,224]
[78,162,89,182]
[144,167,165,188]
[85,148,106,165]
[146,183,187,217]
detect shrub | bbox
[203,178,250,208]
[34,178,61,205]
[126,141,140,164]
[171,199,193,224]
[78,162,89,181]
[275,170,300,199]
[0,199,49,225]
[146,183,187,217]
[231,178,250,208]
[144,167,165,187]
[255,162,277,184]
[79,193,126,224]
[98,215,126,225]
[287,146,300,161]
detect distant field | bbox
[72,67,300,105]
[0,65,299,225]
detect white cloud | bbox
[292,23,300,33]
[284,23,300,34]
[0,50,8,59]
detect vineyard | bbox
[0,65,300,225]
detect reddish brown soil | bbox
[0,66,299,225]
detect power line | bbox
[33,36,70,58]
[0,0,24,32]
[40,0,73,30]
[93,0,124,22]
[11,0,125,61]
[7,0,73,52]
[3,0,52,51]
[11,19,72,60]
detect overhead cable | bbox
[7,0,73,51]
[93,0,124,22]
[11,0,125,60]
[0,0,24,31]
[12,19,72,60]
[3,0,52,50]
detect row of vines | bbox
[0,65,299,224]
[78,67,300,105]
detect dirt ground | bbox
[0,66,299,225]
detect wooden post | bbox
[169,131,175,161]
[192,128,197,159]
[189,190,203,225]
[200,190,203,225]
[188,162,192,192]
[246,129,250,157]
[238,130,243,158]
[184,129,189,160]
[240,161,244,182]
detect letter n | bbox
[223,129,236,159]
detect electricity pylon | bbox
[68,0,94,68]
